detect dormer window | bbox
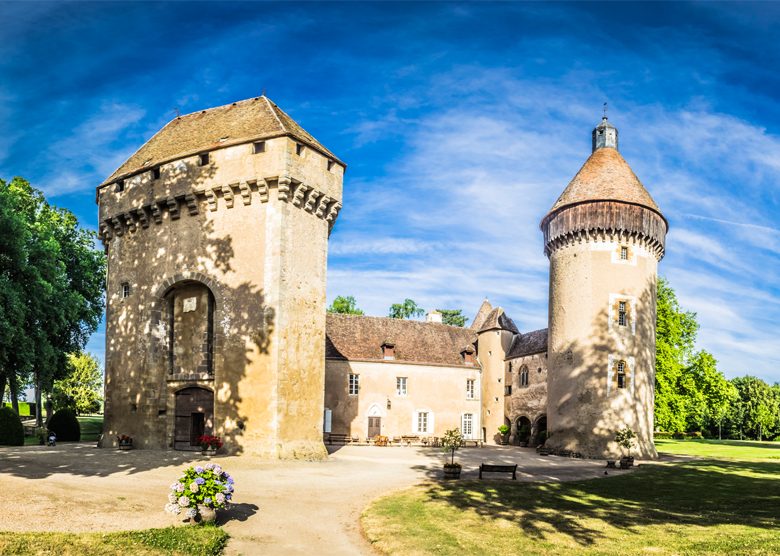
[295,143,304,156]
[253,141,266,154]
[198,153,210,166]
[115,180,125,192]
[461,346,475,366]
[152,167,161,180]
[382,341,395,360]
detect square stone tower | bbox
[97,96,344,458]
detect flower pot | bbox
[185,505,217,525]
[118,443,133,451]
[201,447,217,456]
[443,465,461,479]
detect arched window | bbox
[520,365,529,387]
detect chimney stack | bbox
[426,310,443,324]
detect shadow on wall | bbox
[102,160,277,458]
[548,277,658,459]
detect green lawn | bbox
[656,438,780,460]
[0,525,228,556]
[22,415,104,445]
[362,440,780,555]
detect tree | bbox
[327,295,364,315]
[0,177,105,424]
[388,299,424,320]
[52,352,103,415]
[730,376,777,440]
[654,278,699,432]
[436,309,468,327]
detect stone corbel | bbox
[221,184,235,209]
[150,203,163,224]
[205,189,218,211]
[325,201,342,223]
[111,216,124,237]
[315,195,331,218]
[304,190,321,213]
[123,212,137,232]
[239,181,251,205]
[166,197,180,220]
[100,221,113,241]
[185,193,198,216]
[291,182,310,207]
[257,179,269,203]
[277,176,291,202]
[136,207,150,229]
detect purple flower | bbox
[227,477,234,485]
[165,503,181,515]
[174,483,185,493]
[194,466,204,473]
[195,477,205,485]
[213,465,222,475]
[204,497,212,505]
[205,463,215,470]
[178,496,190,507]
[185,507,198,519]
[215,493,225,504]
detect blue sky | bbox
[1,2,779,383]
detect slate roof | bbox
[505,328,549,359]
[101,96,344,187]
[326,313,478,367]
[478,307,520,334]
[546,147,662,216]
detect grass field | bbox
[656,438,780,460]
[362,439,780,555]
[22,415,104,445]
[0,525,228,556]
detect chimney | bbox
[426,310,443,324]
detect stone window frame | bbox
[611,243,637,265]
[519,365,530,388]
[121,282,131,299]
[609,293,637,335]
[253,141,266,154]
[607,354,636,395]
[413,409,434,434]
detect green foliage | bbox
[0,406,24,445]
[48,408,81,441]
[3,402,33,416]
[441,428,463,465]
[165,464,235,519]
[0,177,106,415]
[436,309,468,327]
[498,424,510,435]
[52,352,103,414]
[615,427,636,456]
[388,298,424,319]
[327,295,364,315]
[729,376,779,441]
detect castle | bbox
[97,97,666,459]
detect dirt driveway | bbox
[0,443,617,555]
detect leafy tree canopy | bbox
[436,309,468,327]
[52,352,103,415]
[388,298,425,320]
[327,295,364,315]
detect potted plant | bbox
[498,424,510,445]
[615,427,636,467]
[441,428,463,479]
[117,434,133,450]
[164,463,234,524]
[197,434,223,455]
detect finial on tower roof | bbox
[592,107,618,153]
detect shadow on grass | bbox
[423,459,780,546]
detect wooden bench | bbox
[326,433,351,445]
[461,439,483,448]
[479,463,518,480]
[400,435,420,446]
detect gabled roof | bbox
[478,307,520,334]
[546,147,661,217]
[470,299,493,331]
[506,328,548,359]
[326,313,477,367]
[100,96,344,187]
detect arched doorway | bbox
[534,414,548,446]
[163,281,215,377]
[516,416,532,446]
[174,387,214,450]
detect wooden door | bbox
[174,387,214,450]
[368,416,381,438]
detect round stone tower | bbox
[540,116,667,459]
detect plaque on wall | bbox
[183,296,197,313]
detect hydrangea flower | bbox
[168,493,177,503]
[165,503,181,515]
[178,496,190,507]
[174,483,185,493]
[215,493,225,504]
[213,465,222,475]
[205,463,215,470]
[195,477,205,485]
[204,497,212,505]
[190,482,199,493]
[185,507,198,519]
[194,466,204,473]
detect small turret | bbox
[592,116,618,152]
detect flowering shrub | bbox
[197,435,223,450]
[164,463,234,520]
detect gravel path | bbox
[0,443,623,555]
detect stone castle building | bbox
[98,97,666,459]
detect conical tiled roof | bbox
[101,96,343,186]
[470,299,493,331]
[478,307,520,334]
[547,147,661,216]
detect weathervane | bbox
[603,102,608,119]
